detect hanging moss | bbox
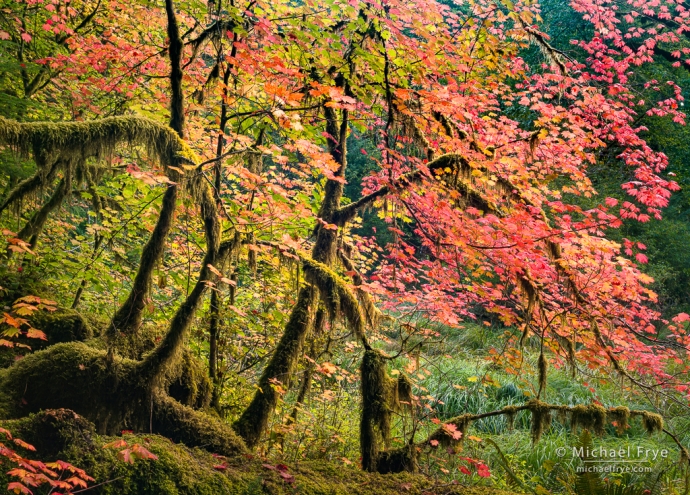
[397,375,413,406]
[0,116,196,177]
[570,404,607,436]
[502,405,519,431]
[528,399,552,443]
[0,168,47,215]
[637,411,663,434]
[555,407,569,427]
[606,406,630,435]
[17,169,72,247]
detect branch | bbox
[333,153,503,226]
[0,115,195,179]
[0,159,61,215]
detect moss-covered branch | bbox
[137,180,220,385]
[0,116,195,175]
[16,174,71,248]
[374,399,665,474]
[333,154,505,226]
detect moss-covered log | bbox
[152,393,245,456]
[0,342,137,430]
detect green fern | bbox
[485,438,537,494]
[573,430,606,495]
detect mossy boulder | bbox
[0,410,519,495]
[0,342,129,425]
[1,408,95,456]
[31,308,93,344]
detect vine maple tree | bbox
[0,0,689,481]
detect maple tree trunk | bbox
[17,174,70,249]
[107,185,178,337]
[232,286,315,448]
[234,100,348,448]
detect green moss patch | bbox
[0,410,519,495]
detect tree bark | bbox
[232,286,315,448]
[17,170,71,249]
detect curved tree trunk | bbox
[232,285,316,448]
[106,0,186,339]
[106,185,178,338]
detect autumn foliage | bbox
[0,0,690,491]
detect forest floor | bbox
[0,409,517,495]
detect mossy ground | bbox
[0,410,519,495]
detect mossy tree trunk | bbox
[17,168,71,249]
[232,285,315,448]
[233,82,350,448]
[106,186,178,338]
[106,0,187,339]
